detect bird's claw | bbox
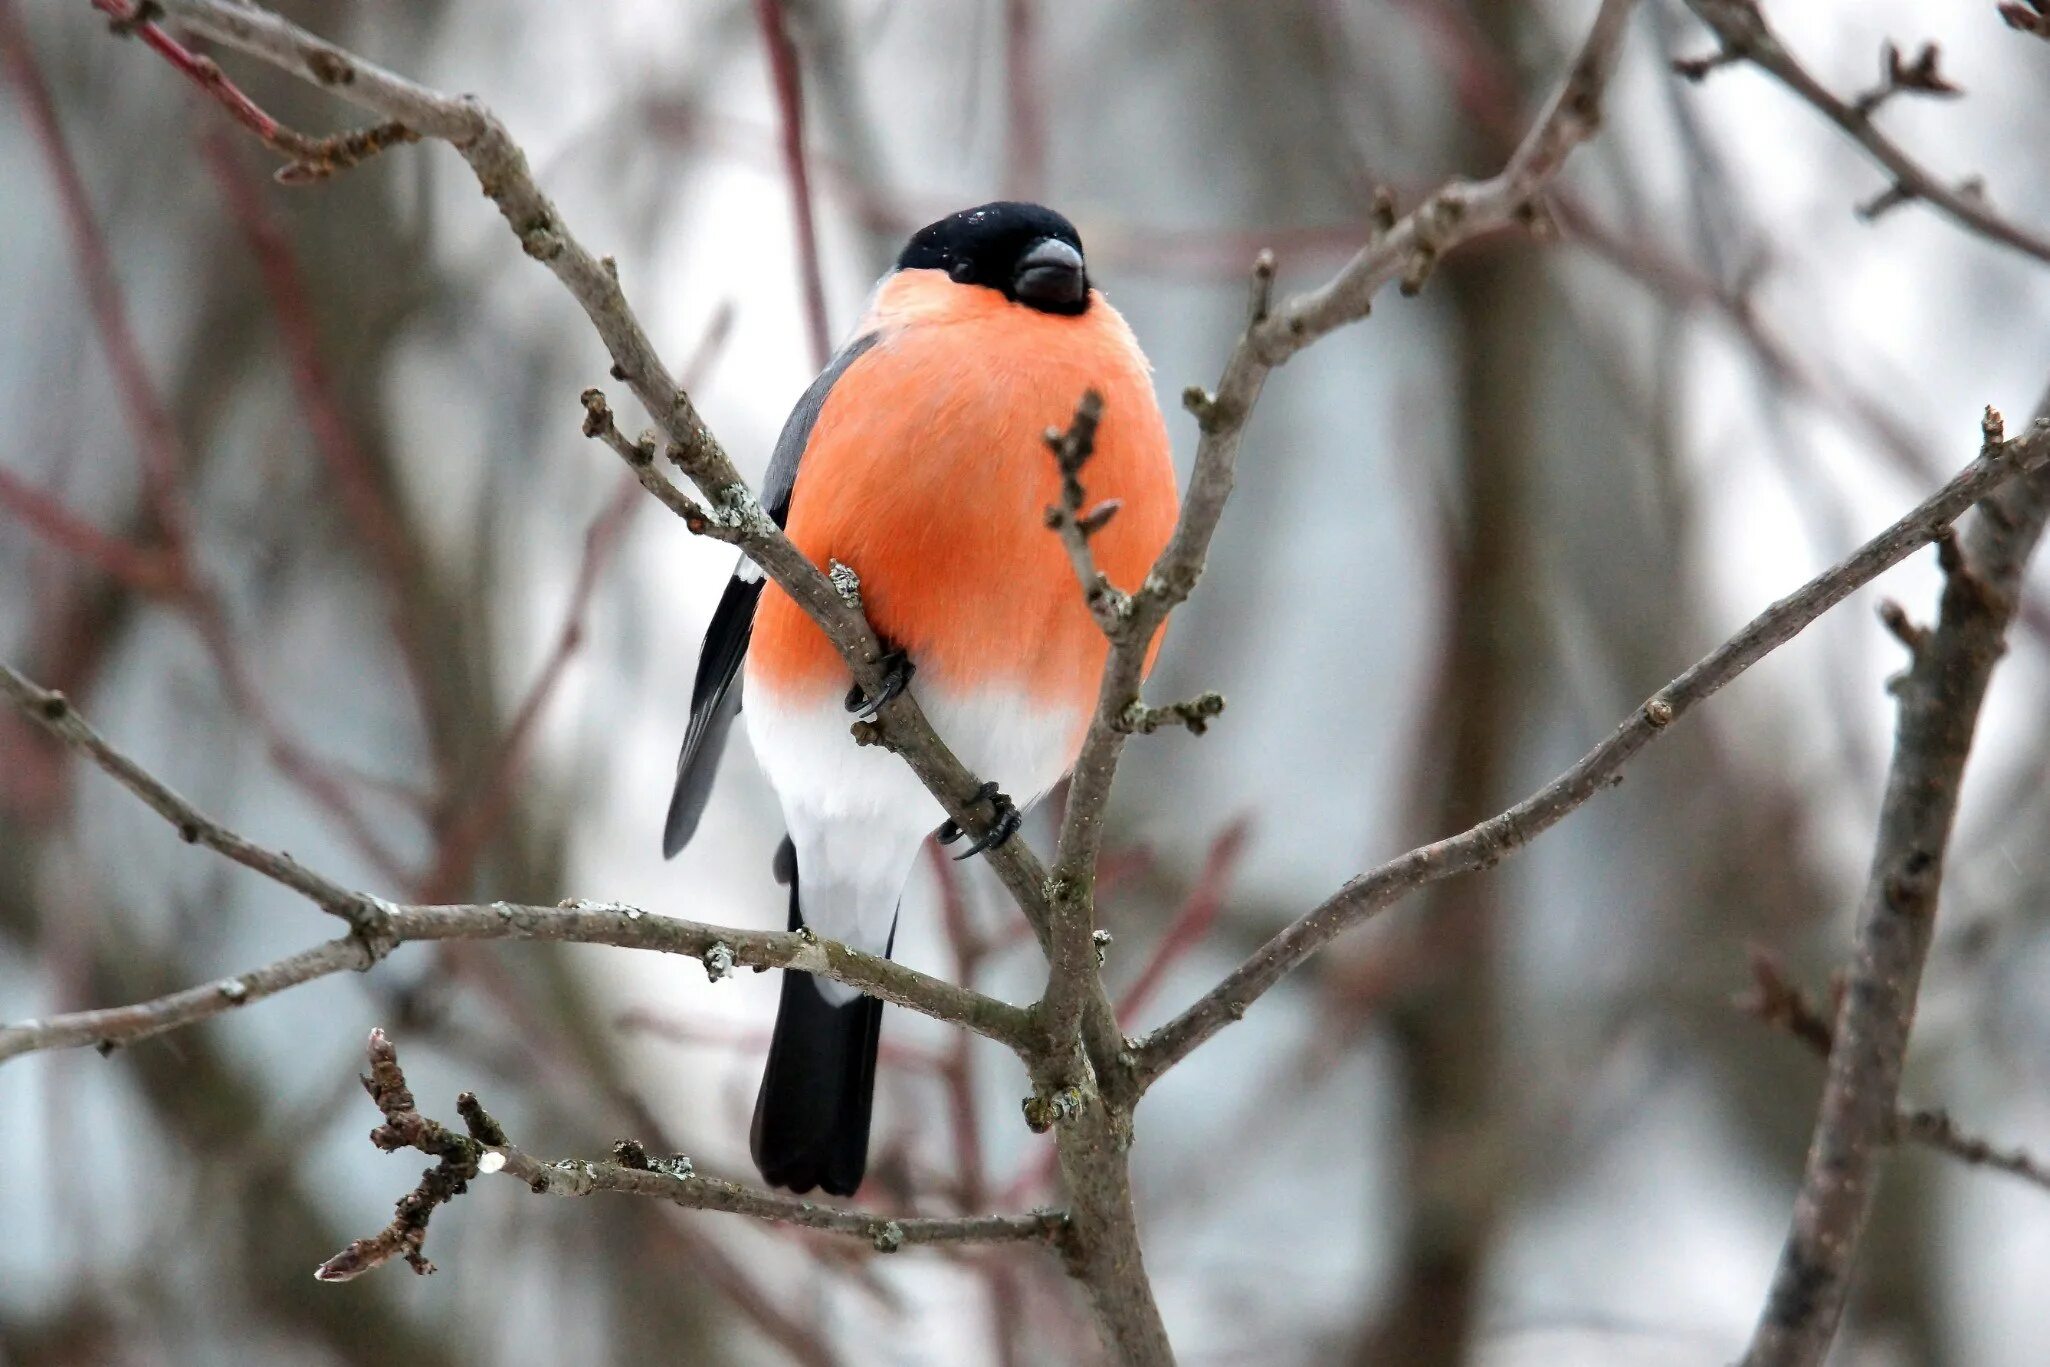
[936,781,1021,861]
[845,647,915,721]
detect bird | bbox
[663,201,1178,1197]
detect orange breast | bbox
[747,271,1179,711]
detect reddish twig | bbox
[0,467,182,596]
[92,0,417,183]
[930,844,993,1210]
[1003,0,1046,198]
[198,129,439,751]
[4,1,412,881]
[1116,820,1251,1029]
[3,0,188,535]
[2002,1,2050,43]
[418,306,734,901]
[751,0,832,369]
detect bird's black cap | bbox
[896,201,1090,315]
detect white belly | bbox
[744,682,1085,836]
[741,682,1085,999]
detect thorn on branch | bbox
[1853,41,1962,117]
[1116,691,1227,737]
[1877,599,1929,657]
[1247,249,1277,325]
[1857,182,1916,221]
[1370,185,1399,234]
[1672,47,1741,82]
[1734,946,1836,1059]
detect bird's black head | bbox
[896,202,1090,316]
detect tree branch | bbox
[1678,0,2050,264]
[1741,405,2050,1366]
[1018,6,1645,1359]
[1135,413,2050,1088]
[0,664,1039,1060]
[316,1031,1060,1281]
[1047,0,1642,1082]
[1738,950,2050,1196]
[92,0,417,183]
[0,661,391,941]
[0,898,1039,1064]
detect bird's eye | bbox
[949,259,976,283]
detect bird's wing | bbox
[662,331,881,857]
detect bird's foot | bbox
[936,781,1022,861]
[845,645,915,721]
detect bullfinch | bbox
[663,201,1178,1197]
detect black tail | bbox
[750,841,887,1197]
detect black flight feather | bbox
[662,331,880,858]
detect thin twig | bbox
[0,895,1039,1066]
[0,466,182,595]
[1678,0,2050,265]
[316,1031,1063,1282]
[2002,1,2050,43]
[1048,0,1643,1093]
[1027,7,1643,1357]
[421,307,735,900]
[0,661,1035,1056]
[5,7,415,880]
[1737,950,2050,1196]
[1040,389,1130,635]
[0,661,392,940]
[1135,414,2050,1087]
[751,0,832,369]
[92,0,417,183]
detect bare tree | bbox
[9,0,2050,1363]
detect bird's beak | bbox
[1013,237,1087,309]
